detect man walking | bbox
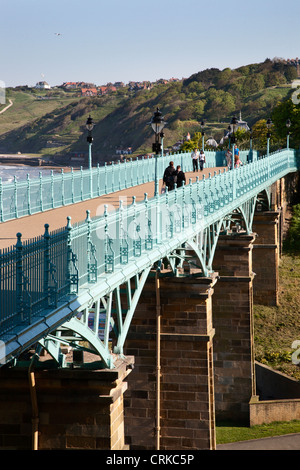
[163,161,177,191]
[175,165,186,187]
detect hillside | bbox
[0,58,298,164]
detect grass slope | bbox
[254,232,300,381]
[0,59,296,161]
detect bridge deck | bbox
[0,168,220,249]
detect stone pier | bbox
[252,211,280,306]
[124,273,217,450]
[212,233,256,423]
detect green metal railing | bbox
[0,150,257,222]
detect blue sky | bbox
[1,0,300,88]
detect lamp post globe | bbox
[86,115,94,133]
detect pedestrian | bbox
[234,154,242,168]
[199,149,206,171]
[163,161,177,191]
[175,165,186,188]
[191,148,199,172]
[226,149,232,169]
[234,144,240,159]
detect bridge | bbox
[0,144,299,450]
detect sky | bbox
[1,0,300,88]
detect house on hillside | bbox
[219,112,250,146]
[81,88,98,97]
[227,112,250,134]
[114,82,126,88]
[35,81,51,89]
[62,82,96,90]
[62,82,78,89]
[98,86,108,95]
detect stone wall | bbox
[250,396,300,426]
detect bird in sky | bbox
[54,33,62,36]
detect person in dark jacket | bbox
[163,161,177,191]
[176,165,186,188]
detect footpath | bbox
[217,433,300,450]
[0,168,218,250]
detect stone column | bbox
[252,211,280,306]
[212,233,256,424]
[124,273,217,451]
[0,357,133,450]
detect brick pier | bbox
[212,233,256,423]
[124,273,217,450]
[252,211,280,306]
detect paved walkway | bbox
[217,433,300,450]
[0,167,222,249]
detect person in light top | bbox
[191,148,199,172]
[199,149,206,171]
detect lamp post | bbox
[249,127,253,162]
[200,120,205,150]
[230,115,238,171]
[266,118,273,179]
[227,125,231,149]
[150,108,166,197]
[286,119,291,150]
[230,115,238,203]
[266,118,272,158]
[86,115,94,170]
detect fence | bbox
[0,225,68,335]
[0,150,258,223]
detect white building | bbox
[35,81,51,89]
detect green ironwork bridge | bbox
[0,147,299,370]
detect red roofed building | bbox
[81,88,98,96]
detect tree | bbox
[242,74,265,97]
[271,98,300,148]
[205,88,235,121]
[252,119,282,153]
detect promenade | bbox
[0,168,220,250]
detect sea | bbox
[0,165,61,183]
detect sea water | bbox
[0,166,60,183]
